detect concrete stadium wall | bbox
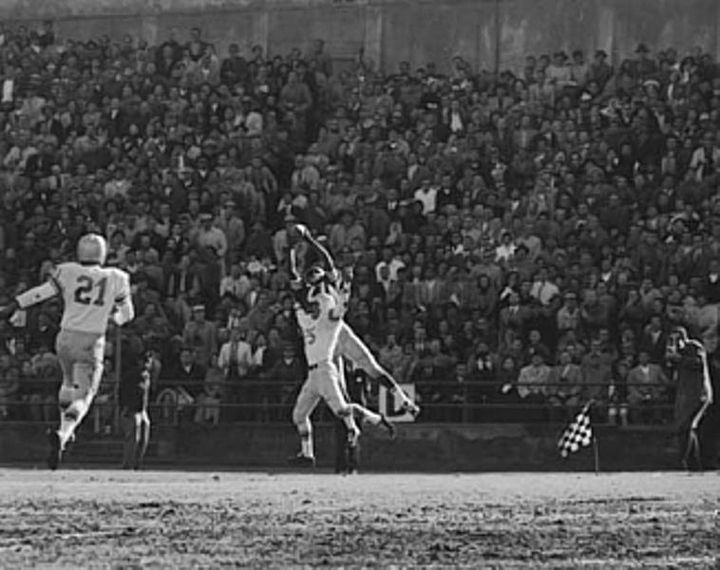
[0,422,681,471]
[0,0,718,72]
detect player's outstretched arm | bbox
[289,247,301,281]
[0,280,59,319]
[288,248,309,306]
[112,296,135,326]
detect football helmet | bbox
[77,233,108,265]
[304,265,325,285]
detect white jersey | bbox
[296,287,345,366]
[328,269,352,313]
[51,262,131,335]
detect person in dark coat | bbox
[119,331,152,470]
[334,360,369,474]
[699,350,720,470]
[666,327,715,470]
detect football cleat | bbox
[400,399,421,418]
[288,453,316,468]
[47,430,63,471]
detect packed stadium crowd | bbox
[0,21,719,427]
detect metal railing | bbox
[0,377,677,431]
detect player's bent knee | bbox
[293,413,310,429]
[58,386,74,408]
[295,418,312,436]
[333,404,353,418]
[72,362,92,384]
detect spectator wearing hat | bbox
[588,49,613,89]
[633,43,658,79]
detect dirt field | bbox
[0,469,718,569]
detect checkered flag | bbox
[558,402,594,458]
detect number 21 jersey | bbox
[51,262,131,335]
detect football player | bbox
[0,234,135,470]
[288,251,395,467]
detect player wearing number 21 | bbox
[0,233,135,470]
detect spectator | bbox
[217,327,254,418]
[157,347,205,422]
[517,352,551,421]
[626,350,670,424]
[0,26,715,430]
[580,339,615,418]
[194,355,224,425]
[182,305,218,368]
[264,343,305,421]
[547,350,583,420]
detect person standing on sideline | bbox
[119,328,153,470]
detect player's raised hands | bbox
[294,224,312,240]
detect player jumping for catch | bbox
[293,224,420,418]
[288,245,398,467]
[0,234,135,470]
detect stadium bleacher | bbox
[1,24,718,429]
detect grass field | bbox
[0,469,718,569]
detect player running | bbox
[294,224,420,418]
[0,233,135,470]
[288,252,395,467]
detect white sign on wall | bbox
[379,383,417,423]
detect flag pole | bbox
[589,400,599,474]
[592,434,600,475]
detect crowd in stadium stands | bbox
[1,21,719,428]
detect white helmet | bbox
[77,233,108,265]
